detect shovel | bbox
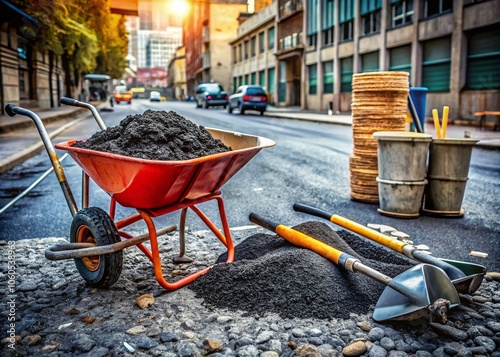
[249,212,459,323]
[293,203,486,294]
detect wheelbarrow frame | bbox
[5,98,274,290]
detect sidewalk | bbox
[0,103,499,173]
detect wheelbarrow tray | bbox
[55,128,275,209]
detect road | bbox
[0,100,499,273]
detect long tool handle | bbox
[441,106,449,139]
[293,203,407,254]
[408,95,424,133]
[249,213,392,286]
[293,203,466,280]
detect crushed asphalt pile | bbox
[190,221,416,319]
[71,109,232,161]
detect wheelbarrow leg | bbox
[174,208,195,264]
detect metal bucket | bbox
[422,138,478,217]
[376,177,427,218]
[373,132,432,182]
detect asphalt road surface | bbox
[0,100,499,273]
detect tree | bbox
[12,0,127,97]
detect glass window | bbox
[238,76,243,86]
[233,78,237,93]
[259,70,265,86]
[232,46,237,64]
[251,72,256,84]
[238,44,242,62]
[323,61,334,93]
[322,0,335,46]
[308,64,318,94]
[422,37,451,92]
[362,11,381,35]
[251,36,256,57]
[339,0,354,41]
[361,51,379,72]
[340,56,353,92]
[268,67,275,93]
[307,0,318,48]
[259,31,265,53]
[425,0,453,17]
[268,27,275,50]
[391,0,413,28]
[466,27,500,90]
[389,45,411,76]
[244,40,249,60]
[245,74,249,85]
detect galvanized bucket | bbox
[422,138,479,217]
[376,177,427,218]
[373,132,432,182]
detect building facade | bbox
[183,0,248,96]
[230,3,277,102]
[167,46,187,100]
[231,0,500,120]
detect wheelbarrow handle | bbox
[59,97,107,130]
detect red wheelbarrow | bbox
[5,98,275,290]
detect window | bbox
[238,44,242,62]
[391,0,413,28]
[422,37,451,92]
[307,0,318,47]
[245,74,249,85]
[233,77,237,93]
[323,61,334,93]
[259,70,265,86]
[308,64,318,94]
[466,27,500,90]
[244,40,249,59]
[339,0,354,41]
[361,0,381,35]
[239,76,243,86]
[232,46,237,64]
[251,36,256,57]
[389,45,411,76]
[268,27,275,50]
[268,67,275,93]
[251,72,256,84]
[321,0,334,46]
[361,51,379,72]
[425,0,452,17]
[340,57,353,92]
[259,31,265,53]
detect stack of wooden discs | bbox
[349,71,410,203]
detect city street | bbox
[0,100,499,273]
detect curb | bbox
[0,117,87,174]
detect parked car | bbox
[149,91,162,102]
[195,83,228,109]
[113,85,132,104]
[228,85,268,115]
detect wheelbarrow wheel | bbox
[70,207,123,288]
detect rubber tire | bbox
[203,101,209,109]
[228,104,233,113]
[239,103,245,115]
[260,111,265,116]
[70,207,123,288]
[223,105,226,109]
[196,100,201,108]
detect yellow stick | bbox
[432,109,442,139]
[441,106,449,139]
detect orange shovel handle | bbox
[249,213,345,265]
[293,203,407,254]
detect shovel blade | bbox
[440,258,486,294]
[373,264,459,323]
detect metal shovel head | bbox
[440,258,486,294]
[373,264,460,323]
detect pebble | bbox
[1,236,499,357]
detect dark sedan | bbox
[228,85,268,115]
[195,83,228,109]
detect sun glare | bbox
[169,0,190,18]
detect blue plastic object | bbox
[409,87,428,132]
